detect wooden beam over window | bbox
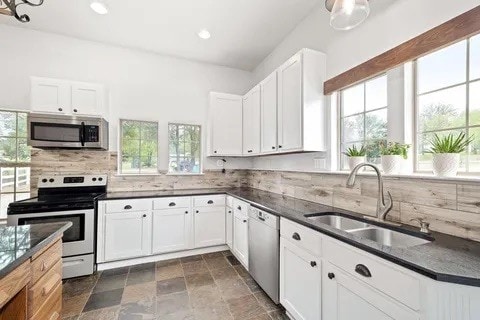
[324,5,480,95]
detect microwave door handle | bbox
[80,122,85,146]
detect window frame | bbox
[118,119,159,175]
[338,74,388,170]
[167,122,203,175]
[413,37,480,174]
[0,109,31,221]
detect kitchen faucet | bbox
[346,163,395,223]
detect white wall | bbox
[251,0,479,172]
[0,25,254,170]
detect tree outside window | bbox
[120,120,158,174]
[168,124,201,174]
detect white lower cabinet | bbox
[152,208,193,254]
[194,207,226,248]
[226,206,233,250]
[233,212,249,269]
[104,211,151,261]
[322,262,419,320]
[280,237,321,320]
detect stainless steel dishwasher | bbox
[248,206,280,304]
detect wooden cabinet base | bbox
[29,283,61,320]
[0,287,27,320]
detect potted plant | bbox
[428,132,474,177]
[380,142,410,174]
[344,145,366,170]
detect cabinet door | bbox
[260,72,278,153]
[323,263,419,320]
[243,86,261,155]
[226,207,233,250]
[280,237,321,320]
[209,93,243,156]
[152,209,192,254]
[277,53,303,152]
[194,207,226,248]
[233,214,249,269]
[30,77,70,114]
[71,82,104,116]
[104,211,151,261]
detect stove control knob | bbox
[49,178,54,183]
[42,179,47,183]
[92,177,97,181]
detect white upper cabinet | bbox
[242,85,261,155]
[277,49,326,153]
[260,71,278,154]
[31,76,106,117]
[209,92,243,156]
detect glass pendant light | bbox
[330,0,370,31]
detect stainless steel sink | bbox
[305,214,370,231]
[349,227,431,248]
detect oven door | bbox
[12,209,94,257]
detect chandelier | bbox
[0,0,44,23]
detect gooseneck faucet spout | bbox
[346,163,393,221]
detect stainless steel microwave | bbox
[28,113,109,150]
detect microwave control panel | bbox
[84,125,99,142]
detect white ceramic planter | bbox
[381,155,403,175]
[432,153,460,177]
[348,156,365,170]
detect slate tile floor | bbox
[62,251,288,320]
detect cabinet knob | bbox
[124,205,132,210]
[328,272,335,280]
[272,146,276,149]
[243,220,247,223]
[278,145,283,149]
[237,206,241,210]
[73,108,78,113]
[142,214,147,218]
[185,211,189,214]
[214,151,217,154]
[292,232,301,241]
[169,202,176,207]
[196,210,199,213]
[58,108,63,112]
[228,210,232,213]
[310,261,317,267]
[248,150,253,153]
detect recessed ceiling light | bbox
[198,29,211,40]
[90,0,109,15]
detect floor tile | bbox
[227,294,267,320]
[268,310,290,320]
[156,291,191,317]
[244,277,262,293]
[244,314,271,320]
[156,264,184,282]
[156,309,195,320]
[130,262,156,273]
[101,266,130,277]
[194,301,233,320]
[118,296,156,320]
[127,269,155,286]
[157,277,187,296]
[226,255,241,266]
[210,267,238,281]
[156,259,181,268]
[234,265,249,278]
[217,277,251,300]
[94,274,127,293]
[254,292,279,312]
[83,288,124,312]
[62,316,79,320]
[63,274,99,299]
[185,272,215,290]
[182,260,209,275]
[62,293,90,318]
[202,251,224,259]
[180,255,203,263]
[78,306,120,320]
[221,250,232,256]
[204,256,231,270]
[188,284,223,308]
[122,281,156,304]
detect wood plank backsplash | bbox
[31,149,480,241]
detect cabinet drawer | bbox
[226,196,234,208]
[324,239,421,311]
[28,259,62,316]
[233,198,249,215]
[0,260,30,309]
[153,197,191,210]
[280,218,322,256]
[193,195,225,207]
[29,281,61,320]
[31,240,62,285]
[105,199,152,213]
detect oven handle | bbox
[63,258,86,267]
[80,122,86,147]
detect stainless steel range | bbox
[7,174,107,279]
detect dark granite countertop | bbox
[0,222,72,279]
[97,188,480,287]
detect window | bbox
[0,110,31,220]
[120,120,158,174]
[415,34,480,173]
[340,75,388,169]
[168,123,201,174]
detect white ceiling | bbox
[0,0,323,70]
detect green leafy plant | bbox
[343,145,366,157]
[428,132,474,154]
[380,142,410,159]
